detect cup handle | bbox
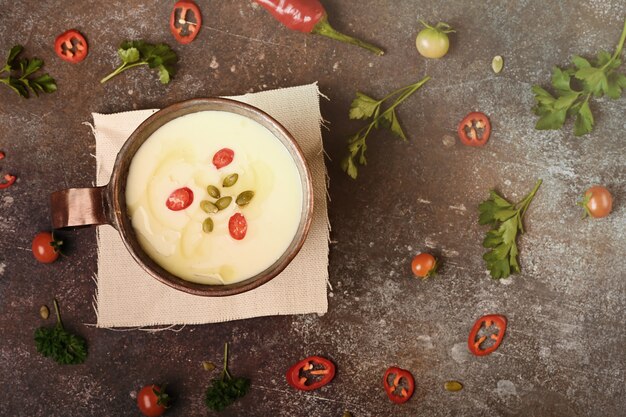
[50,186,111,229]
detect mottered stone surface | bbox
[0,1,624,416]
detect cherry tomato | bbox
[213,148,234,169]
[32,231,62,263]
[166,187,194,211]
[170,1,202,44]
[580,186,613,218]
[411,253,437,278]
[229,213,247,240]
[137,384,170,417]
[54,29,88,63]
[415,21,454,59]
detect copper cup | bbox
[50,98,314,296]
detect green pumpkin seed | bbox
[236,190,255,206]
[222,173,239,187]
[492,55,504,74]
[39,305,50,320]
[342,412,354,417]
[444,380,463,392]
[207,185,220,199]
[200,200,219,214]
[215,196,232,210]
[202,218,214,233]
[202,361,216,371]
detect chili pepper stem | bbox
[312,17,384,56]
[100,62,148,84]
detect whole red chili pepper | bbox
[254,0,384,55]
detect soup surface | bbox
[125,110,303,285]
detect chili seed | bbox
[491,55,504,74]
[200,200,218,214]
[39,305,50,320]
[236,190,255,206]
[215,196,232,210]
[222,173,239,187]
[207,185,220,199]
[202,218,214,233]
[444,380,463,392]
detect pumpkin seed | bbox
[202,218,214,233]
[207,185,220,199]
[202,361,216,371]
[492,55,504,74]
[222,173,239,187]
[444,380,463,392]
[236,190,255,206]
[39,305,50,320]
[215,196,232,210]
[200,200,218,214]
[343,412,354,417]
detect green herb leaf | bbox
[34,299,87,365]
[0,45,56,98]
[101,40,178,84]
[205,343,250,412]
[479,180,542,279]
[349,92,381,120]
[342,77,430,179]
[531,18,626,136]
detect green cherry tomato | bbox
[415,21,455,59]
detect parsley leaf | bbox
[100,40,178,85]
[532,18,626,136]
[0,45,56,98]
[34,299,87,365]
[479,179,542,279]
[205,343,250,412]
[341,76,430,179]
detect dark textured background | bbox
[0,1,625,416]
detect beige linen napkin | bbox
[92,83,329,327]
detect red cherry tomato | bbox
[32,231,62,263]
[458,112,491,146]
[54,29,88,63]
[170,0,202,44]
[137,384,170,417]
[166,187,194,211]
[580,186,613,218]
[229,213,247,240]
[411,253,437,278]
[212,148,234,169]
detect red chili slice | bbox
[170,0,202,44]
[54,29,88,63]
[286,356,336,391]
[212,148,234,169]
[468,314,507,356]
[458,112,491,146]
[228,213,247,240]
[383,366,415,404]
[0,174,16,190]
[166,187,194,211]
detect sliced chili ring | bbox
[458,111,491,146]
[286,356,336,391]
[170,0,202,44]
[54,29,88,63]
[383,366,415,404]
[468,314,507,356]
[0,174,16,190]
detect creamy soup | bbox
[125,111,303,285]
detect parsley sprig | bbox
[341,76,430,179]
[532,18,626,136]
[100,40,178,84]
[0,45,57,98]
[34,299,87,365]
[205,343,250,412]
[479,179,542,279]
